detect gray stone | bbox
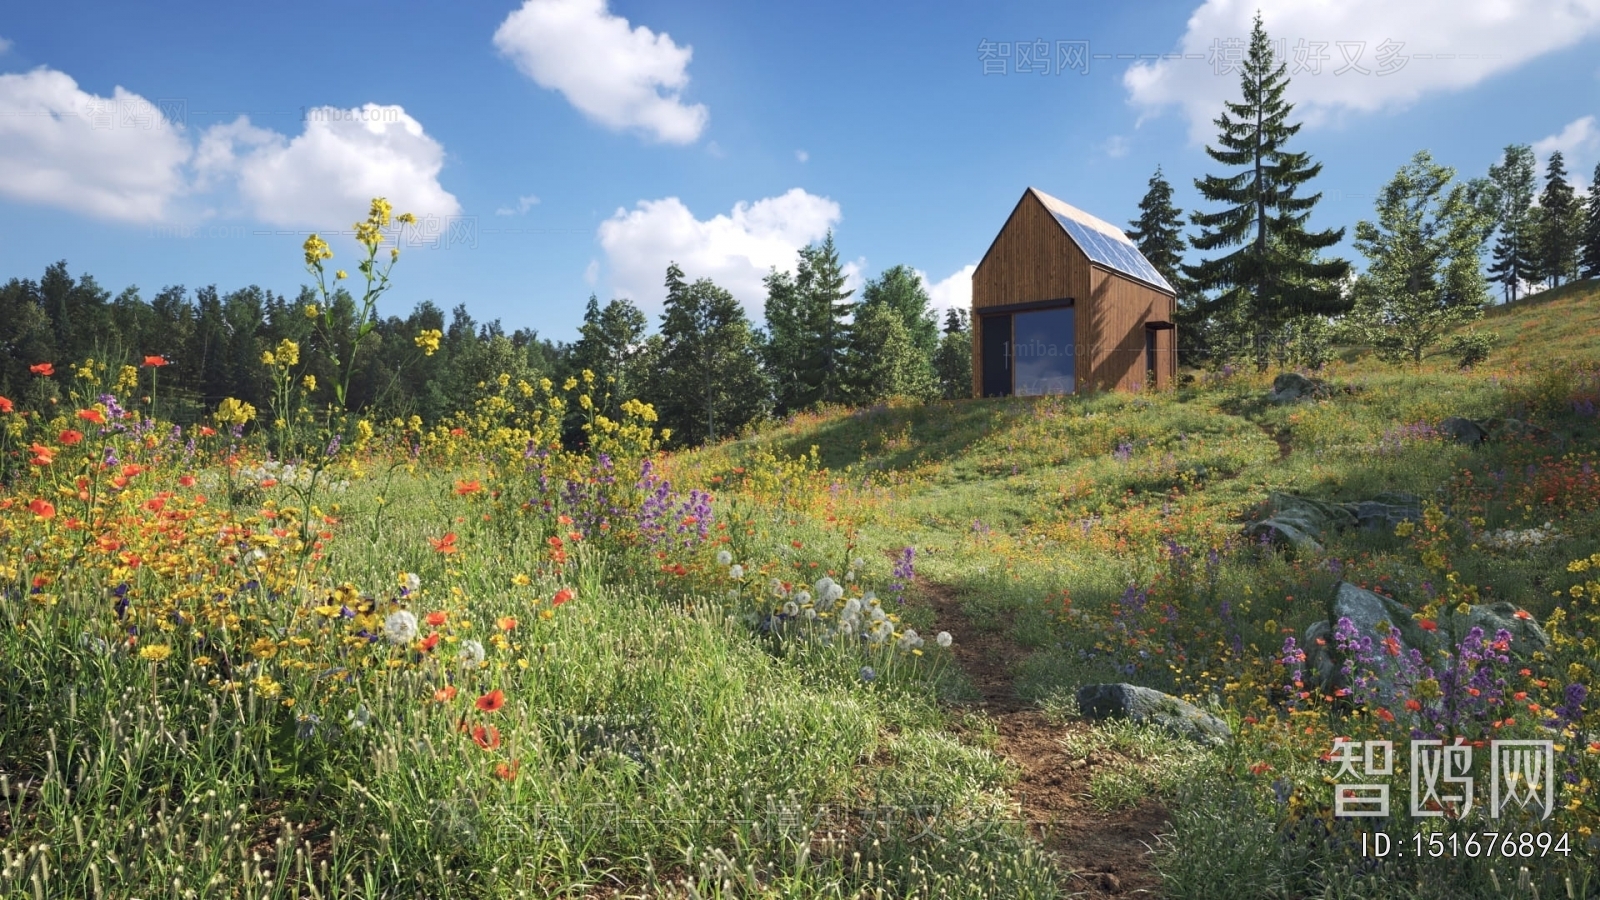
[1457,601,1551,657]
[1243,492,1422,551]
[1075,683,1231,746]
[1440,416,1488,445]
[1268,372,1328,404]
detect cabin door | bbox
[980,314,1012,397]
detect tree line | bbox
[1125,13,1600,371]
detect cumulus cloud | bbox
[597,188,842,312]
[197,104,460,228]
[0,68,191,222]
[1126,0,1600,141]
[496,194,541,216]
[1534,116,1600,189]
[493,0,708,144]
[916,264,977,317]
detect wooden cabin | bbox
[971,187,1176,397]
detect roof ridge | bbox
[1027,187,1132,242]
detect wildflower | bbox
[58,429,83,445]
[782,601,800,617]
[430,533,460,554]
[455,479,482,495]
[1249,761,1273,775]
[296,714,321,740]
[251,675,281,699]
[249,637,278,659]
[302,374,317,391]
[346,704,372,730]
[717,550,733,566]
[936,631,953,648]
[552,588,574,606]
[384,610,419,644]
[138,644,172,662]
[414,329,443,356]
[496,616,517,632]
[0,396,12,413]
[511,573,531,586]
[77,408,106,424]
[421,632,441,652]
[1405,699,1423,712]
[494,759,521,781]
[729,564,745,579]
[471,724,502,750]
[28,499,55,519]
[458,640,486,670]
[434,686,458,702]
[401,572,421,594]
[425,611,448,627]
[1418,618,1438,632]
[142,355,168,368]
[30,362,54,376]
[476,690,505,713]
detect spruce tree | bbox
[1582,162,1600,280]
[759,232,854,413]
[933,309,973,399]
[569,293,648,410]
[650,263,768,446]
[1126,166,1197,363]
[1183,12,1350,372]
[1487,144,1539,303]
[1534,150,1581,289]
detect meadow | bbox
[3,280,1600,898]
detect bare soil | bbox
[924,581,1170,898]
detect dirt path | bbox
[923,582,1170,897]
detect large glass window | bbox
[1012,306,1074,395]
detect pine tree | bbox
[933,309,972,399]
[842,303,937,405]
[1534,150,1582,289]
[569,293,648,410]
[1582,162,1600,280]
[649,263,768,446]
[1350,150,1492,364]
[760,232,854,413]
[1126,166,1198,364]
[1183,12,1350,372]
[1487,144,1539,303]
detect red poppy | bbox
[471,724,502,750]
[475,689,505,713]
[1248,761,1272,775]
[429,533,459,555]
[1405,699,1423,712]
[178,475,196,487]
[198,425,216,437]
[433,686,458,703]
[494,759,521,781]
[28,499,55,519]
[552,588,574,606]
[29,362,54,376]
[425,611,448,627]
[1418,618,1437,632]
[496,616,517,632]
[58,429,83,445]
[143,355,168,368]
[0,396,12,413]
[1513,609,1532,620]
[420,632,441,653]
[29,444,54,466]
[1374,707,1395,723]
[454,479,482,495]
[77,408,106,424]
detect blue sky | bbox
[1,0,1597,341]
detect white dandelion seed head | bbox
[845,570,856,582]
[842,598,862,618]
[803,607,818,620]
[870,606,887,623]
[728,564,745,580]
[403,572,421,594]
[716,549,733,566]
[837,620,855,637]
[782,601,800,617]
[769,578,785,596]
[346,704,372,730]
[814,576,835,596]
[458,639,486,669]
[936,631,953,648]
[383,610,418,645]
[796,590,813,606]
[824,583,845,603]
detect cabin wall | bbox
[1082,267,1176,391]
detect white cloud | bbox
[1102,135,1130,158]
[493,0,708,144]
[0,35,13,55]
[496,193,541,215]
[198,104,460,228]
[795,149,809,163]
[1533,116,1600,189]
[916,264,977,317]
[597,188,842,313]
[584,258,600,286]
[0,68,191,222]
[1126,1,1600,142]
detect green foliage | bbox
[860,265,940,361]
[568,295,649,417]
[647,263,770,446]
[761,232,856,414]
[1442,329,1497,367]
[1486,143,1540,303]
[933,312,973,400]
[1184,12,1352,372]
[1583,160,1600,280]
[1350,150,1493,364]
[842,303,938,405]
[1533,150,1584,289]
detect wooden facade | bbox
[971,188,1176,398]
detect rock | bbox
[1244,492,1422,551]
[1457,601,1551,657]
[1483,417,1554,445]
[1439,416,1488,445]
[1347,492,1423,531]
[1076,683,1231,746]
[1268,372,1327,404]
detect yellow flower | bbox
[274,339,300,367]
[138,644,173,662]
[251,674,282,699]
[512,573,531,586]
[414,329,442,356]
[303,234,333,268]
[261,350,276,366]
[335,270,348,280]
[355,419,374,450]
[215,397,257,426]
[305,304,319,319]
[249,637,278,659]
[116,364,139,393]
[302,374,317,392]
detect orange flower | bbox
[433,686,458,703]
[77,408,106,424]
[58,429,83,445]
[198,425,216,437]
[1418,618,1437,632]
[1248,761,1272,775]
[425,611,448,627]
[552,588,574,606]
[1404,699,1423,712]
[143,497,167,513]
[471,724,502,750]
[420,632,441,652]
[28,499,55,519]
[454,479,482,495]
[29,362,54,376]
[449,427,467,437]
[430,533,460,555]
[557,514,573,525]
[0,396,12,413]
[475,689,505,713]
[29,444,54,466]
[496,616,517,632]
[1513,609,1532,620]
[494,759,521,781]
[142,355,168,367]
[1374,707,1395,723]
[178,475,196,487]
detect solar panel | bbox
[1051,212,1175,294]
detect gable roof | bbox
[1022,187,1176,295]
